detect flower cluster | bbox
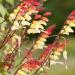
[33,25,56,49]
[50,41,65,61]
[9,0,39,31]
[39,44,53,61]
[16,59,41,75]
[60,10,75,35]
[21,0,40,6]
[0,0,75,75]
[27,12,51,34]
[10,6,75,75]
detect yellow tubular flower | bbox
[11,21,21,31]
[14,7,20,14]
[38,37,46,42]
[30,24,44,30]
[24,13,32,21]
[33,36,46,49]
[60,26,74,35]
[69,20,75,27]
[64,26,74,33]
[27,20,47,34]
[50,55,59,60]
[27,29,41,34]
[40,20,47,26]
[17,70,26,75]
[16,16,25,21]
[9,13,16,21]
[54,51,61,56]
[9,7,20,21]
[21,21,31,26]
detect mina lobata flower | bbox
[9,13,16,21]
[60,26,74,35]
[42,17,49,22]
[60,10,75,35]
[17,70,27,75]
[27,20,47,34]
[34,14,42,19]
[33,25,56,49]
[24,13,32,21]
[9,7,20,21]
[27,29,41,34]
[15,59,41,75]
[39,44,52,61]
[44,11,52,17]
[63,50,67,60]
[21,0,40,6]
[16,16,25,21]
[11,21,21,31]
[66,19,75,27]
[21,21,31,26]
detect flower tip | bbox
[70,10,75,15]
[45,24,56,34]
[44,12,52,16]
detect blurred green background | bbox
[0,0,75,75]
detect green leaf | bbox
[5,0,15,6]
[0,0,2,3]
[0,17,4,24]
[0,21,7,31]
[0,4,8,17]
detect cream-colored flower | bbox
[30,24,44,30]
[11,21,20,31]
[63,50,67,60]
[14,7,20,14]
[21,21,31,26]
[24,13,32,21]
[27,29,41,34]
[69,20,75,27]
[50,55,59,60]
[17,70,26,75]
[40,20,47,26]
[54,51,61,56]
[62,32,69,35]
[50,60,64,65]
[33,44,44,49]
[61,26,74,35]
[28,8,38,14]
[38,37,46,42]
[36,41,45,45]
[9,13,16,21]
[64,26,74,33]
[16,16,25,21]
[67,19,75,27]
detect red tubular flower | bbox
[68,10,75,19]
[22,59,41,71]
[44,12,52,16]
[22,0,40,6]
[18,2,30,16]
[45,25,56,35]
[37,7,45,12]
[39,44,53,61]
[33,25,56,49]
[42,17,49,22]
[34,14,42,19]
[41,25,56,38]
[70,10,75,16]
